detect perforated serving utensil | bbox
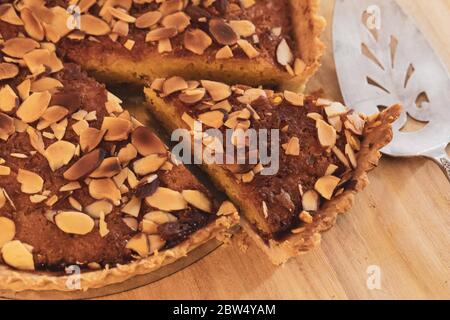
[333,0,450,180]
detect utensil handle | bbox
[431,153,450,182]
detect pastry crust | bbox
[242,105,401,265]
[0,212,239,292]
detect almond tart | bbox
[0,60,238,291]
[53,0,326,91]
[145,78,401,265]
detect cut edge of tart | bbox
[145,78,401,265]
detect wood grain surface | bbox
[103,0,450,300]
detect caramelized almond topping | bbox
[315,176,340,200]
[16,91,51,123]
[89,157,122,178]
[182,190,213,213]
[0,63,19,80]
[85,200,113,219]
[44,140,76,171]
[126,233,149,257]
[2,37,40,58]
[1,240,35,271]
[17,169,43,194]
[145,187,188,212]
[55,211,95,235]
[284,90,304,106]
[133,154,167,176]
[198,110,225,129]
[302,190,320,211]
[131,126,167,156]
[64,149,105,181]
[201,80,231,101]
[145,27,177,42]
[21,7,44,41]
[135,11,162,28]
[80,14,111,36]
[149,235,166,254]
[80,128,106,153]
[89,178,121,205]
[209,18,239,45]
[163,76,188,96]
[316,119,337,148]
[184,28,212,55]
[101,117,132,141]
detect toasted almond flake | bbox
[179,88,206,104]
[117,143,138,164]
[44,140,76,171]
[99,212,109,237]
[276,38,294,66]
[16,91,51,123]
[140,219,158,234]
[229,20,256,37]
[55,211,94,235]
[284,137,300,156]
[29,194,47,204]
[89,157,121,179]
[135,10,162,28]
[79,128,106,153]
[101,117,132,141]
[145,27,177,42]
[133,154,167,176]
[143,211,177,225]
[0,112,15,141]
[181,112,196,130]
[108,7,136,23]
[121,196,142,217]
[124,39,135,51]
[17,169,43,194]
[0,165,10,176]
[64,149,105,181]
[2,37,39,59]
[126,233,148,257]
[294,58,306,75]
[163,76,188,96]
[85,200,113,219]
[345,113,366,135]
[80,14,111,36]
[302,190,320,211]
[148,235,166,254]
[0,63,19,80]
[183,28,212,55]
[262,201,269,219]
[72,119,89,136]
[23,49,63,74]
[50,118,67,140]
[162,11,190,32]
[215,45,234,59]
[123,217,138,231]
[299,211,313,224]
[325,164,339,176]
[150,78,165,92]
[1,240,34,271]
[69,196,82,212]
[201,80,231,101]
[317,119,337,148]
[31,77,63,93]
[16,78,30,100]
[145,187,188,212]
[284,90,304,106]
[0,4,23,26]
[345,144,358,168]
[59,181,81,192]
[217,201,238,216]
[325,102,348,117]
[89,178,121,205]
[21,8,44,41]
[46,194,58,207]
[209,18,238,45]
[131,126,166,156]
[237,39,260,58]
[0,217,15,248]
[332,146,351,168]
[198,110,225,129]
[315,176,340,200]
[0,85,19,113]
[41,105,69,124]
[181,190,212,213]
[127,169,139,189]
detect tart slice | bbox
[58,0,325,91]
[145,78,401,264]
[0,61,238,291]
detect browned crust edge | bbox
[244,105,402,265]
[0,213,239,292]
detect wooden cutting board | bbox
[103,0,450,300]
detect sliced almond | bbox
[184,28,212,55]
[123,217,138,231]
[108,7,136,23]
[80,128,106,153]
[162,11,190,32]
[0,217,15,248]
[0,165,10,175]
[237,39,260,59]
[0,112,15,141]
[126,233,149,257]
[145,187,188,212]
[315,176,341,200]
[131,126,167,156]
[143,211,177,224]
[276,38,294,66]
[133,154,167,176]
[140,219,158,234]
[101,117,132,141]
[284,90,304,106]
[0,85,19,113]
[325,164,339,176]
[302,190,320,211]
[332,146,351,168]
[2,37,39,59]
[85,200,113,219]
[55,211,95,235]
[230,20,256,37]
[299,211,313,224]
[148,235,166,254]
[135,10,162,28]
[317,119,337,148]
[1,240,35,271]
[198,110,224,129]
[182,190,212,213]
[163,76,188,96]
[17,169,43,194]
[217,201,238,216]
[121,196,142,217]
[63,149,105,181]
[345,144,358,169]
[0,4,23,26]
[0,63,19,80]
[31,77,63,93]
[325,102,348,118]
[16,91,51,123]
[118,143,138,164]
[201,80,231,101]
[216,45,234,59]
[89,178,121,205]
[145,27,177,42]
[89,157,121,178]
[44,140,76,171]
[209,18,238,45]
[80,14,111,36]
[99,212,109,238]
[23,49,63,74]
[21,7,44,41]
[179,88,206,104]
[284,137,300,156]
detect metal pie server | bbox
[333,0,450,180]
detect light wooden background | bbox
[103,0,450,300]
